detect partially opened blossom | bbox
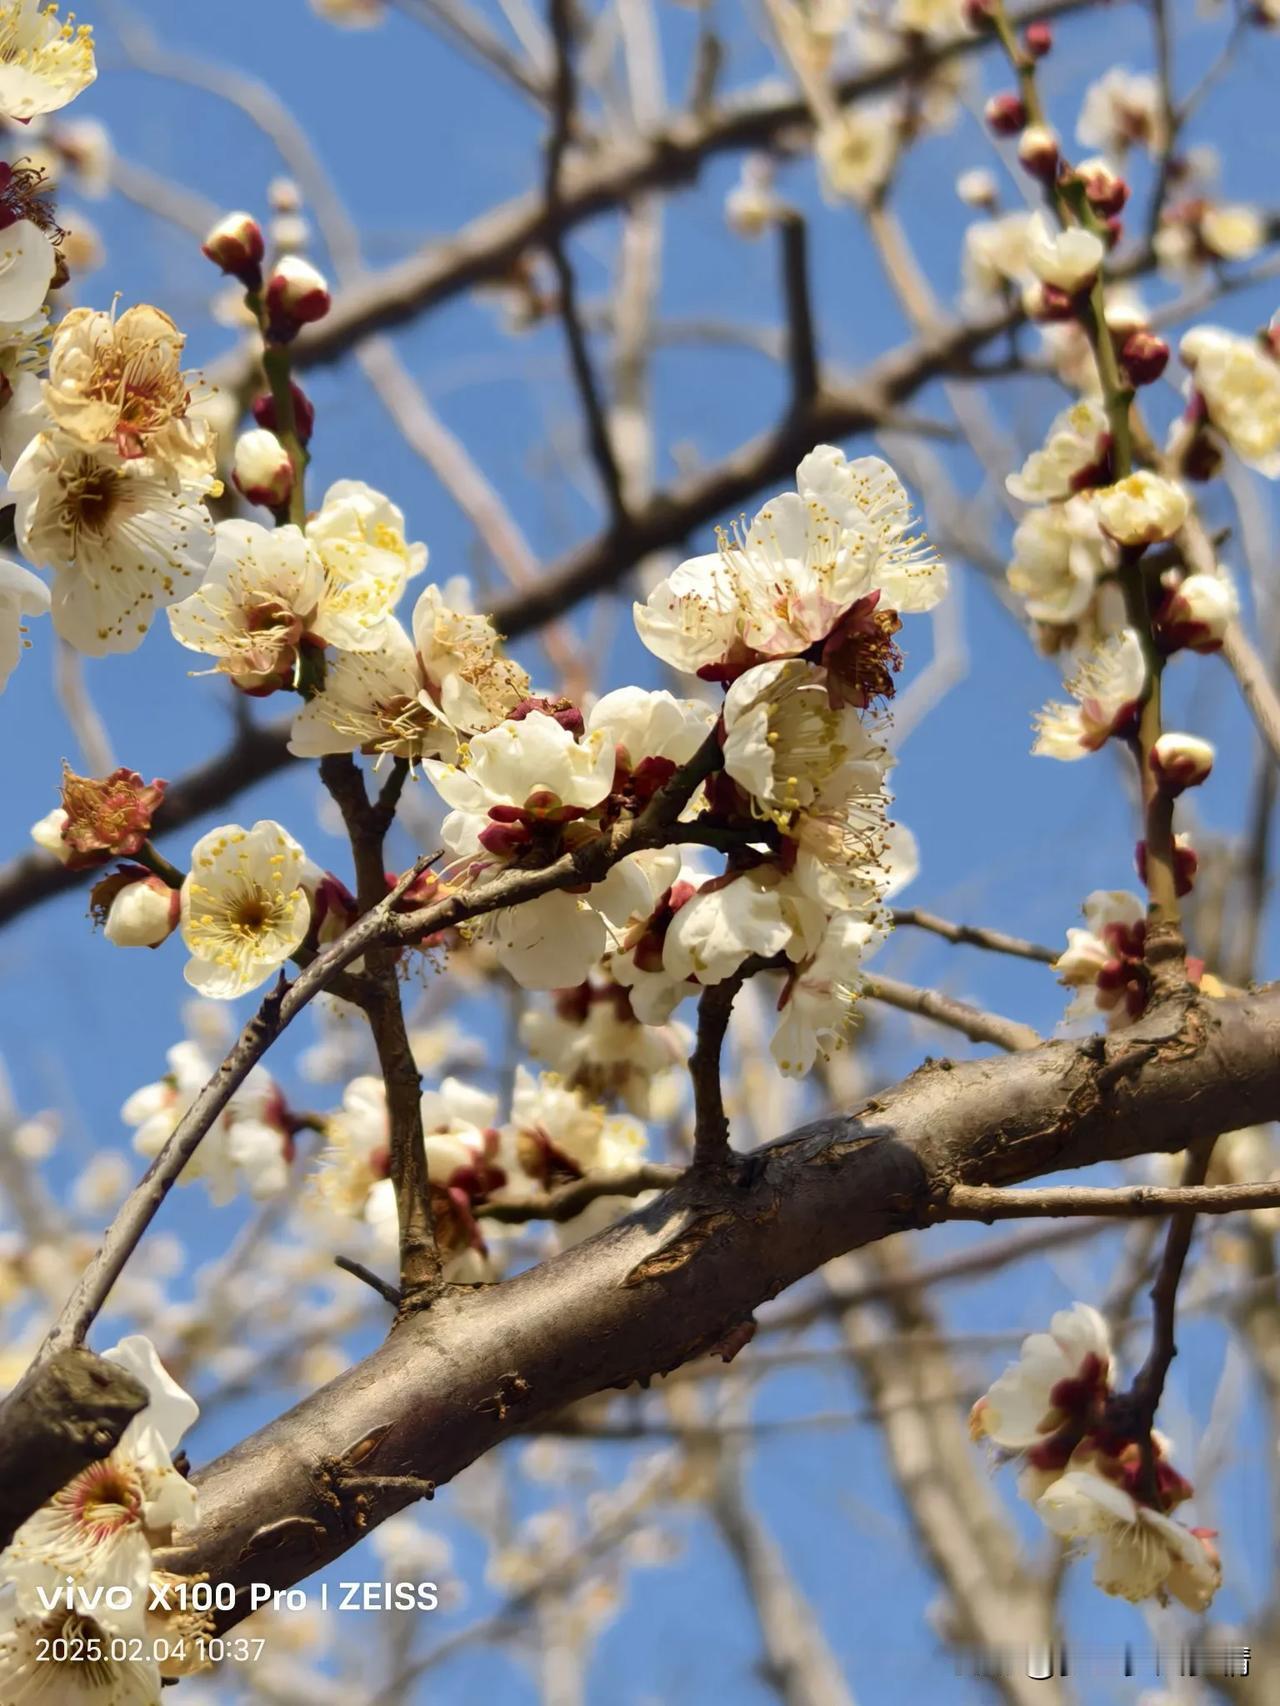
[0,1,96,121]
[97,870,180,948]
[662,868,794,987]
[2,1335,197,1636]
[1090,471,1189,547]
[1006,499,1111,630]
[962,211,1034,300]
[179,820,311,998]
[1036,1471,1220,1610]
[1180,326,1280,476]
[815,105,894,206]
[8,433,215,655]
[1055,889,1149,1027]
[1154,565,1236,652]
[586,685,714,801]
[43,303,215,475]
[1024,213,1104,294]
[721,659,870,827]
[305,477,426,625]
[1006,400,1110,503]
[970,1303,1113,1456]
[1033,628,1146,759]
[772,911,885,1076]
[0,553,48,690]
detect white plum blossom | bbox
[1007,499,1112,630]
[289,584,530,763]
[1199,203,1265,263]
[8,433,215,655]
[0,1,96,122]
[1036,1472,1220,1610]
[1033,628,1146,759]
[0,216,55,321]
[28,803,70,861]
[586,685,714,776]
[305,476,426,610]
[1055,889,1149,1028]
[1025,212,1105,295]
[0,554,48,690]
[970,1303,1113,1454]
[1006,400,1110,504]
[2,1335,197,1637]
[962,211,1034,300]
[721,658,871,827]
[124,1037,294,1201]
[0,1602,162,1703]
[179,820,311,999]
[815,105,895,206]
[168,519,404,692]
[662,868,794,987]
[1180,327,1280,477]
[1076,68,1166,157]
[771,911,885,1076]
[634,447,943,698]
[519,979,691,1120]
[1090,472,1189,547]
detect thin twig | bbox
[944,1172,1280,1221]
[861,972,1041,1052]
[890,907,1057,965]
[335,1255,403,1309]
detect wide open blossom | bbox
[1180,326,1280,477]
[168,519,405,693]
[0,1602,161,1704]
[1033,628,1146,759]
[289,584,530,763]
[0,1,96,122]
[7,433,215,655]
[43,303,214,477]
[179,820,311,999]
[1036,1471,1220,1610]
[634,446,943,697]
[771,910,886,1077]
[0,553,47,690]
[2,1336,197,1637]
[1075,67,1166,158]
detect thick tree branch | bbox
[159,986,1280,1624]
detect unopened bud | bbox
[1023,19,1053,54]
[232,428,294,510]
[264,255,331,341]
[1076,157,1129,217]
[30,806,72,864]
[1154,571,1236,653]
[1150,732,1215,795]
[1017,123,1060,181]
[201,211,264,288]
[97,870,181,948]
[955,167,998,209]
[1119,328,1170,387]
[963,0,996,27]
[984,92,1027,136]
[252,381,316,446]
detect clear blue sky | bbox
[3,0,1279,1698]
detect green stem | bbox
[134,843,185,889]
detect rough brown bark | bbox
[0,1348,149,1549]
[158,985,1280,1626]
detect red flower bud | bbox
[252,381,316,446]
[1119,328,1170,387]
[1023,20,1052,54]
[984,92,1027,136]
[264,256,331,342]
